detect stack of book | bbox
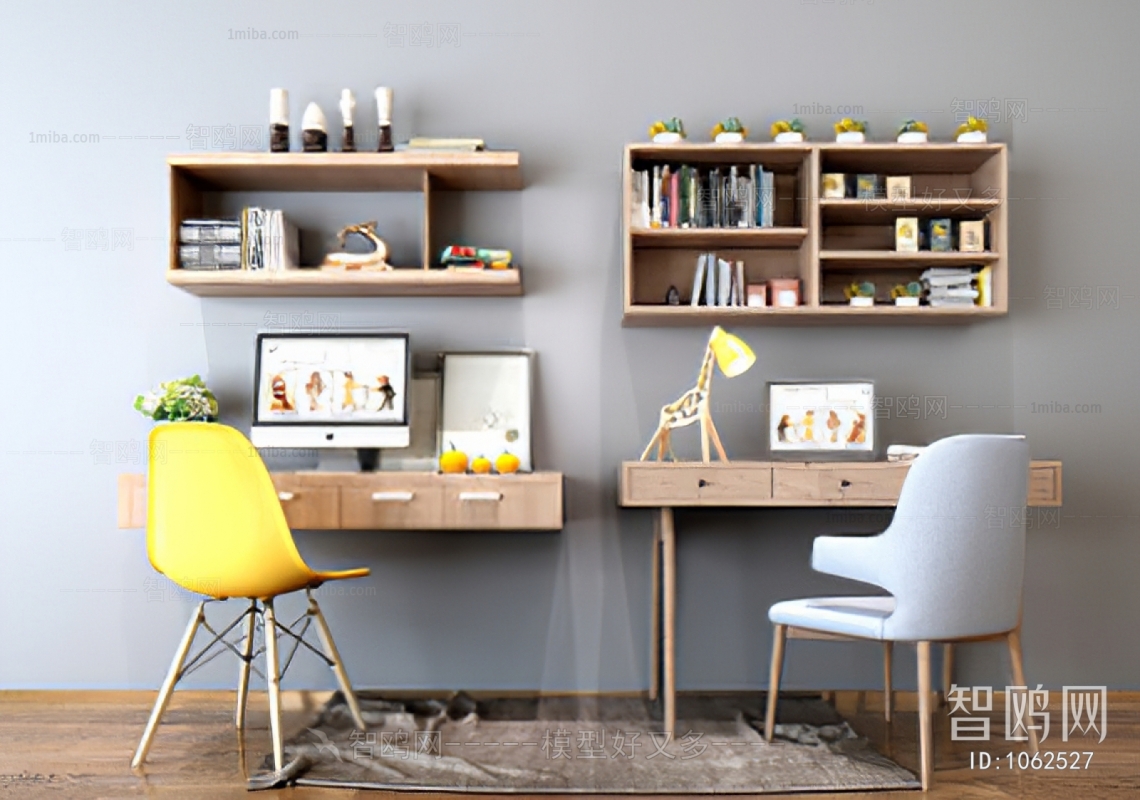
[630,165,775,230]
[178,219,242,270]
[922,266,991,307]
[405,137,485,152]
[689,252,747,306]
[178,210,298,271]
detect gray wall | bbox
[1,0,1137,694]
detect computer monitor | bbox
[251,332,411,452]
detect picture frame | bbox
[439,350,534,472]
[766,380,876,461]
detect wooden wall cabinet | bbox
[622,143,1008,325]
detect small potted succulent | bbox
[648,117,686,144]
[134,375,219,422]
[844,280,876,307]
[770,118,806,143]
[955,115,988,143]
[711,116,747,143]
[897,119,929,144]
[834,117,867,143]
[891,281,923,308]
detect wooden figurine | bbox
[639,326,755,463]
[320,221,391,270]
[375,87,394,152]
[269,88,290,152]
[302,102,328,152]
[339,89,356,152]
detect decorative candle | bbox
[269,88,289,152]
[339,89,356,152]
[302,102,328,153]
[375,87,394,152]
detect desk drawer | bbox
[271,476,339,529]
[441,475,563,530]
[622,463,773,506]
[772,463,908,505]
[340,476,444,529]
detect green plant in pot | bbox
[135,375,219,422]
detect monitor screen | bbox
[768,381,874,454]
[254,333,410,426]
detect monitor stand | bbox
[315,448,380,472]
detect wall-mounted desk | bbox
[118,471,564,531]
[618,459,1063,736]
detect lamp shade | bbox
[709,326,755,378]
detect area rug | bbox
[252,692,919,793]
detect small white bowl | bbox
[715,132,744,144]
[774,131,804,143]
[835,131,865,143]
[956,131,987,143]
[897,131,928,143]
[652,132,683,144]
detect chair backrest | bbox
[146,422,316,599]
[878,434,1030,640]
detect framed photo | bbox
[439,351,534,472]
[767,381,875,460]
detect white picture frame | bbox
[439,351,534,472]
[768,381,875,459]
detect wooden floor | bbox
[0,691,1136,798]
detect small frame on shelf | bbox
[439,351,534,473]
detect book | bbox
[691,253,708,306]
[650,166,662,228]
[758,170,775,227]
[976,265,993,306]
[407,137,485,151]
[669,170,679,228]
[735,261,746,306]
[705,251,718,305]
[717,258,732,306]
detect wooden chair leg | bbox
[235,601,258,730]
[883,642,893,723]
[262,600,284,773]
[917,641,933,791]
[1007,628,1039,754]
[940,643,954,707]
[764,624,787,742]
[132,601,206,769]
[308,594,366,731]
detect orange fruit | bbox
[439,443,468,474]
[471,456,492,474]
[495,451,521,474]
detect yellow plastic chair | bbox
[132,422,369,772]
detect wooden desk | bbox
[618,459,1062,736]
[118,471,564,531]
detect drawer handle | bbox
[839,480,852,489]
[459,491,503,502]
[698,479,710,488]
[372,491,415,502]
[278,491,296,502]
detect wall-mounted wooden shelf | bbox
[166,151,524,297]
[622,142,1007,325]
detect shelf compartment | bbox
[631,227,808,249]
[819,198,1001,224]
[819,250,1000,268]
[166,267,523,297]
[817,143,1004,174]
[168,151,523,192]
[628,143,811,169]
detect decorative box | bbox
[821,173,846,199]
[768,278,801,307]
[895,218,919,252]
[856,174,880,199]
[746,283,768,308]
[929,218,952,252]
[959,220,986,252]
[885,176,912,201]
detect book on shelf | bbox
[237,207,300,272]
[687,252,747,307]
[632,163,777,230]
[920,265,991,307]
[690,253,708,306]
[406,137,485,151]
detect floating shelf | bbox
[622,304,1005,326]
[819,198,1001,224]
[166,267,522,298]
[630,227,808,249]
[819,250,1001,267]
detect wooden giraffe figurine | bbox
[640,330,730,463]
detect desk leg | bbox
[660,506,676,738]
[649,513,661,702]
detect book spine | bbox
[669,170,679,229]
[651,166,661,228]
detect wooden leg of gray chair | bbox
[235,601,258,730]
[132,601,205,769]
[940,643,954,707]
[262,600,284,772]
[308,593,366,731]
[917,640,933,791]
[883,642,893,723]
[1006,628,1039,754]
[764,624,787,742]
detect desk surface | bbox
[620,460,1062,508]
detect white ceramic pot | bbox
[653,132,683,144]
[835,131,865,143]
[774,131,804,143]
[714,131,744,144]
[956,131,987,143]
[849,296,875,307]
[894,296,920,307]
[897,131,928,143]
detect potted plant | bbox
[711,116,747,143]
[134,375,219,422]
[955,115,988,143]
[648,117,686,144]
[890,281,923,308]
[844,280,876,307]
[897,119,929,143]
[769,118,805,143]
[834,118,867,143]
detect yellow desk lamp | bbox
[640,326,756,463]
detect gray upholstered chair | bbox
[763,434,1034,791]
